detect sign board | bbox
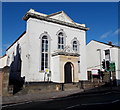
[92,69,98,75]
[45,69,49,73]
[109,62,115,72]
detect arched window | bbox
[72,37,79,52]
[73,41,78,51]
[41,35,49,70]
[58,32,64,49]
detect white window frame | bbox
[39,32,51,71]
[56,29,66,50]
[71,37,79,53]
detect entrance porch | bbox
[51,54,80,83]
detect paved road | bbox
[2,90,120,110]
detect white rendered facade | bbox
[0,55,7,68]
[5,9,89,83]
[87,40,120,85]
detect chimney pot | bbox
[108,41,112,45]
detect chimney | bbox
[108,41,112,45]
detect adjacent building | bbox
[87,40,120,86]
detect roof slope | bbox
[88,40,120,49]
[6,31,26,51]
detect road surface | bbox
[2,90,120,110]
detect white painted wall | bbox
[6,33,28,79]
[0,55,7,68]
[51,55,60,83]
[5,11,87,83]
[26,17,87,82]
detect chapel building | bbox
[6,9,89,84]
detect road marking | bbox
[112,99,120,103]
[81,102,110,106]
[104,92,112,94]
[2,101,33,108]
[2,98,55,108]
[61,104,80,110]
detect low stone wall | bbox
[13,82,63,95]
[13,82,81,95]
[87,71,116,85]
[0,66,10,96]
[26,83,61,93]
[83,72,117,89]
[0,68,3,107]
[0,69,3,96]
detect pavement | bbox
[2,88,84,105]
[2,86,120,106]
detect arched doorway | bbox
[64,62,73,83]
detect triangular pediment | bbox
[47,11,75,24]
[24,9,87,29]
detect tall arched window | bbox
[41,35,49,70]
[58,32,64,49]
